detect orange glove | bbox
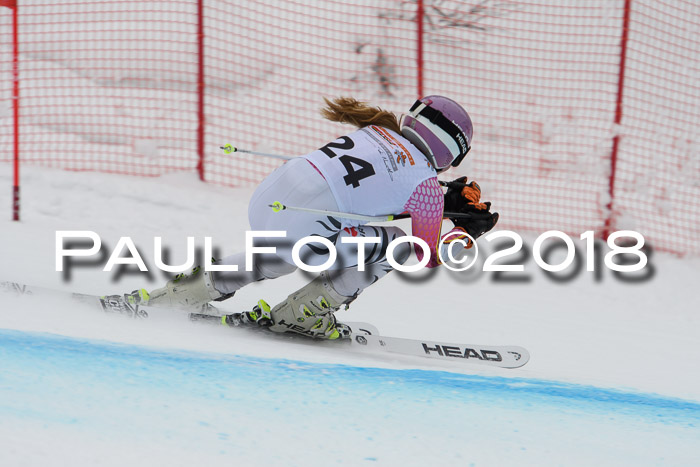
[443,176,499,243]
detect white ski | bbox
[1,281,529,368]
[345,328,529,369]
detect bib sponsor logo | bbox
[395,149,408,167]
[382,157,396,181]
[371,125,415,166]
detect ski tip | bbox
[500,347,530,368]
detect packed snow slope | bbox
[1,328,698,467]
[1,164,699,466]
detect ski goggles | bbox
[408,99,471,168]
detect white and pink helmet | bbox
[400,95,473,172]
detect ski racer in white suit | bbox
[142,97,499,339]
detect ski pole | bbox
[221,145,471,190]
[220,144,294,161]
[269,201,399,222]
[269,201,479,222]
[439,180,472,189]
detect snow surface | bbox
[1,164,699,466]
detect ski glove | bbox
[443,176,499,245]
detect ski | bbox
[1,281,529,368]
[0,281,151,318]
[187,312,528,368]
[349,331,528,368]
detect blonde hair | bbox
[320,97,401,134]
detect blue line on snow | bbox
[0,328,698,426]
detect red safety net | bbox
[1,1,698,255]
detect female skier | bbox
[140,96,498,339]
